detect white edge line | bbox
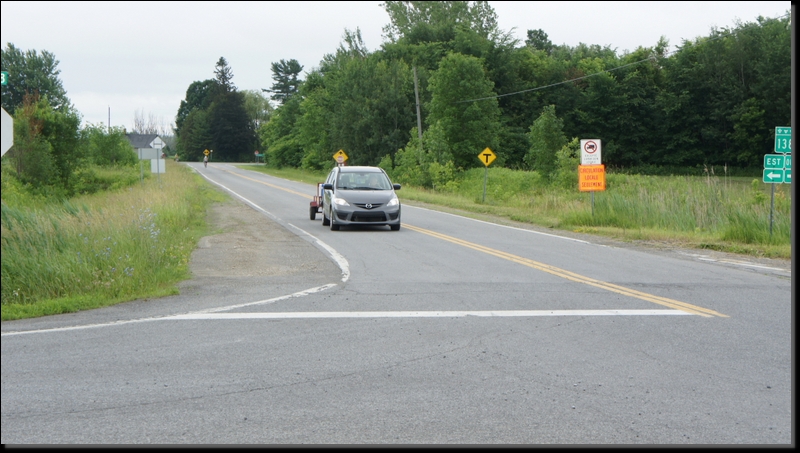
[406,204,594,244]
[697,257,791,273]
[165,309,693,320]
[1,285,340,337]
[194,168,350,283]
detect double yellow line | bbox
[404,224,727,318]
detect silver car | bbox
[321,166,401,231]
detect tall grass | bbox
[249,165,791,259]
[1,161,226,320]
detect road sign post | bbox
[478,148,496,202]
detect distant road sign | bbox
[204,149,209,156]
[774,127,791,153]
[1,71,8,86]
[478,147,496,166]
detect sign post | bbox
[763,127,792,236]
[579,139,604,215]
[478,147,496,202]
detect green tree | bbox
[525,29,553,54]
[426,52,500,169]
[264,58,304,105]
[175,79,217,137]
[1,43,71,114]
[178,108,212,161]
[207,90,256,161]
[214,56,234,92]
[382,1,505,43]
[525,105,566,178]
[241,89,273,132]
[8,93,81,195]
[81,124,137,166]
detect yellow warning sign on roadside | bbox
[478,148,496,167]
[333,149,348,163]
[204,149,210,156]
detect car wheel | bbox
[330,216,340,231]
[309,206,317,220]
[322,211,330,226]
[390,223,400,231]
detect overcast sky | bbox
[1,1,791,132]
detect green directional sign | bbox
[774,127,791,153]
[0,71,8,86]
[785,154,791,169]
[785,168,791,184]
[764,154,785,169]
[763,169,785,184]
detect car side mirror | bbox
[393,184,401,190]
[322,183,334,191]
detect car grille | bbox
[351,211,388,222]
[354,203,383,210]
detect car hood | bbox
[335,189,398,204]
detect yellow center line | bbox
[404,224,727,318]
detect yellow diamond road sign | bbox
[204,149,209,156]
[333,149,348,162]
[478,148,496,167]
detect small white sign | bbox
[1,107,13,156]
[150,158,166,174]
[580,139,602,165]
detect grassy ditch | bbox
[1,161,227,320]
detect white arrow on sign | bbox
[767,172,781,180]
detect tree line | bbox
[174,1,789,183]
[1,1,790,198]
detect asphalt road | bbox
[1,162,793,445]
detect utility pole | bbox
[413,66,423,152]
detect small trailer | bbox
[309,182,324,220]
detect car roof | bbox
[338,166,384,173]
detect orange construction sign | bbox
[578,165,606,192]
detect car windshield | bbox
[337,172,391,190]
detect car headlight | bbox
[333,197,350,206]
[387,196,399,207]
